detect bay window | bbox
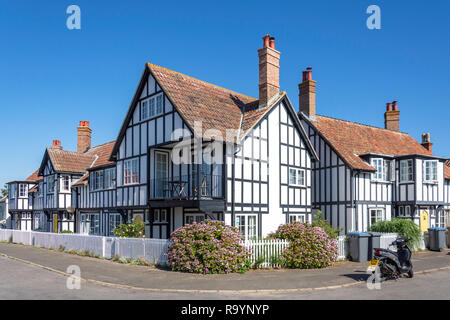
[371,158,393,182]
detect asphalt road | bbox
[0,255,449,300]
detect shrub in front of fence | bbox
[168,220,251,274]
[369,218,421,251]
[269,223,338,269]
[113,218,146,238]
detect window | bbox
[61,176,70,191]
[141,93,164,120]
[371,159,384,181]
[124,159,139,185]
[153,209,168,223]
[369,208,383,225]
[89,214,100,235]
[398,206,404,217]
[236,215,257,240]
[47,177,55,193]
[105,168,116,189]
[289,168,305,186]
[436,210,449,228]
[400,160,413,182]
[185,214,205,225]
[92,171,104,190]
[424,160,438,182]
[108,214,122,236]
[289,214,306,223]
[9,184,16,199]
[405,206,411,216]
[19,184,27,197]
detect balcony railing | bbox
[149,174,223,200]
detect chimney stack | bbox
[258,34,280,107]
[50,140,63,150]
[384,101,400,131]
[421,133,433,152]
[77,121,92,153]
[298,67,317,119]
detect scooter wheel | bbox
[407,269,414,278]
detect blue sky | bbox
[0,0,449,187]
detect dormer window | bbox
[424,160,438,182]
[141,93,163,120]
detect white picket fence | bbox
[0,229,407,269]
[0,229,170,265]
[242,239,290,268]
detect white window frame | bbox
[436,210,448,228]
[398,206,404,217]
[369,208,384,225]
[92,171,104,191]
[141,93,164,121]
[124,159,139,185]
[400,159,413,183]
[424,160,438,183]
[289,214,306,223]
[154,209,168,223]
[61,176,70,192]
[289,168,305,186]
[235,214,258,240]
[184,213,205,225]
[19,184,28,198]
[371,158,387,182]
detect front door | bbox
[155,152,169,198]
[420,210,429,232]
[53,214,58,233]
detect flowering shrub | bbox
[113,218,145,238]
[269,222,338,269]
[168,220,251,274]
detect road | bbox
[0,255,449,300]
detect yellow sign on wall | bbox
[420,210,429,232]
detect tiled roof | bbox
[29,185,38,193]
[26,169,40,182]
[445,160,450,180]
[306,115,434,171]
[47,141,115,174]
[148,63,258,142]
[72,172,89,187]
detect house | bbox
[70,34,318,239]
[7,169,41,231]
[0,195,9,228]
[298,69,450,233]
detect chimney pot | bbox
[269,37,275,49]
[386,103,392,111]
[51,139,63,150]
[392,101,398,111]
[262,34,270,48]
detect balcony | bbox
[148,174,225,211]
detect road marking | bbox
[0,252,449,294]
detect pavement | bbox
[0,242,449,293]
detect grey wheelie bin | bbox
[368,232,382,260]
[428,227,446,251]
[347,232,371,262]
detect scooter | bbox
[368,238,414,281]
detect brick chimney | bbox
[421,133,433,152]
[258,34,280,107]
[77,121,92,153]
[50,140,63,150]
[384,100,400,131]
[298,67,317,119]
